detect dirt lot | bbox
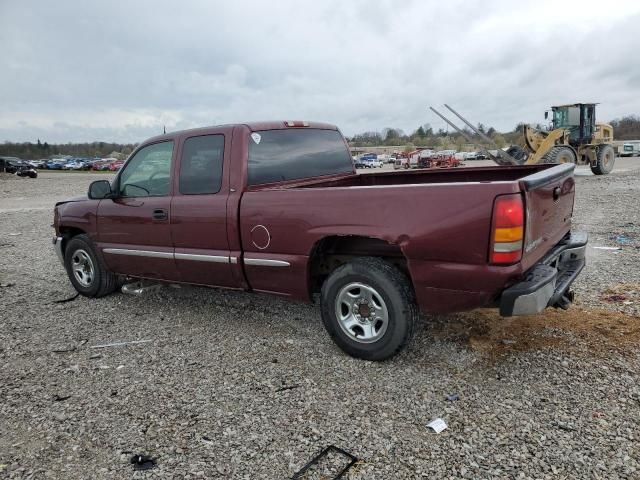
[1,160,640,479]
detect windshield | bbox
[248,128,353,185]
[553,106,580,129]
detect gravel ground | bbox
[1,162,639,479]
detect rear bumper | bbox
[499,231,587,316]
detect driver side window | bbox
[119,141,174,197]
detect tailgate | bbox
[519,163,576,269]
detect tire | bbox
[591,144,615,175]
[541,146,576,164]
[64,234,121,297]
[505,145,529,164]
[320,257,418,361]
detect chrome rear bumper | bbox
[500,231,587,316]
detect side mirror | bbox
[544,111,548,120]
[88,180,113,199]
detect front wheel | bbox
[591,144,615,175]
[64,234,121,297]
[320,257,418,361]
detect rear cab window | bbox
[248,128,353,185]
[179,135,225,194]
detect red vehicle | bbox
[52,121,586,360]
[108,160,125,171]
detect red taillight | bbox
[490,194,524,265]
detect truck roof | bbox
[142,121,339,144]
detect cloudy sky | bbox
[2,0,640,143]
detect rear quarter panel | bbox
[239,181,523,308]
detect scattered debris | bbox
[501,339,517,345]
[116,365,125,370]
[90,339,152,349]
[426,418,448,433]
[0,282,15,288]
[292,445,358,480]
[130,454,156,471]
[592,246,621,251]
[275,384,301,393]
[446,394,460,402]
[612,234,632,245]
[7,232,21,236]
[51,345,76,354]
[554,422,576,432]
[53,394,71,402]
[53,292,79,304]
[603,294,627,303]
[89,353,102,360]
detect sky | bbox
[2,0,640,143]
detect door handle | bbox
[152,208,168,220]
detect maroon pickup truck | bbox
[53,121,587,360]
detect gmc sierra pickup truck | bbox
[53,121,587,360]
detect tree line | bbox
[347,115,640,150]
[0,139,136,159]
[347,123,518,151]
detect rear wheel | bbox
[541,146,576,164]
[320,257,418,361]
[591,144,615,175]
[64,234,121,297]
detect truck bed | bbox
[240,163,576,313]
[285,164,552,188]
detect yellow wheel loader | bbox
[507,103,615,175]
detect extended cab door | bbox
[97,140,179,280]
[170,133,240,288]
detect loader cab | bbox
[551,103,596,145]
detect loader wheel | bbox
[541,146,576,165]
[505,145,529,164]
[591,144,615,175]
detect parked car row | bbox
[0,156,38,178]
[37,157,125,171]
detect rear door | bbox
[97,140,179,280]
[520,164,576,269]
[170,133,239,288]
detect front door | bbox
[171,133,239,288]
[97,140,179,280]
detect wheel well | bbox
[59,227,86,254]
[308,236,409,297]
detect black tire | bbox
[541,146,577,164]
[505,145,529,164]
[591,144,615,175]
[64,234,121,297]
[320,257,418,361]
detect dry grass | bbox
[431,306,640,359]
